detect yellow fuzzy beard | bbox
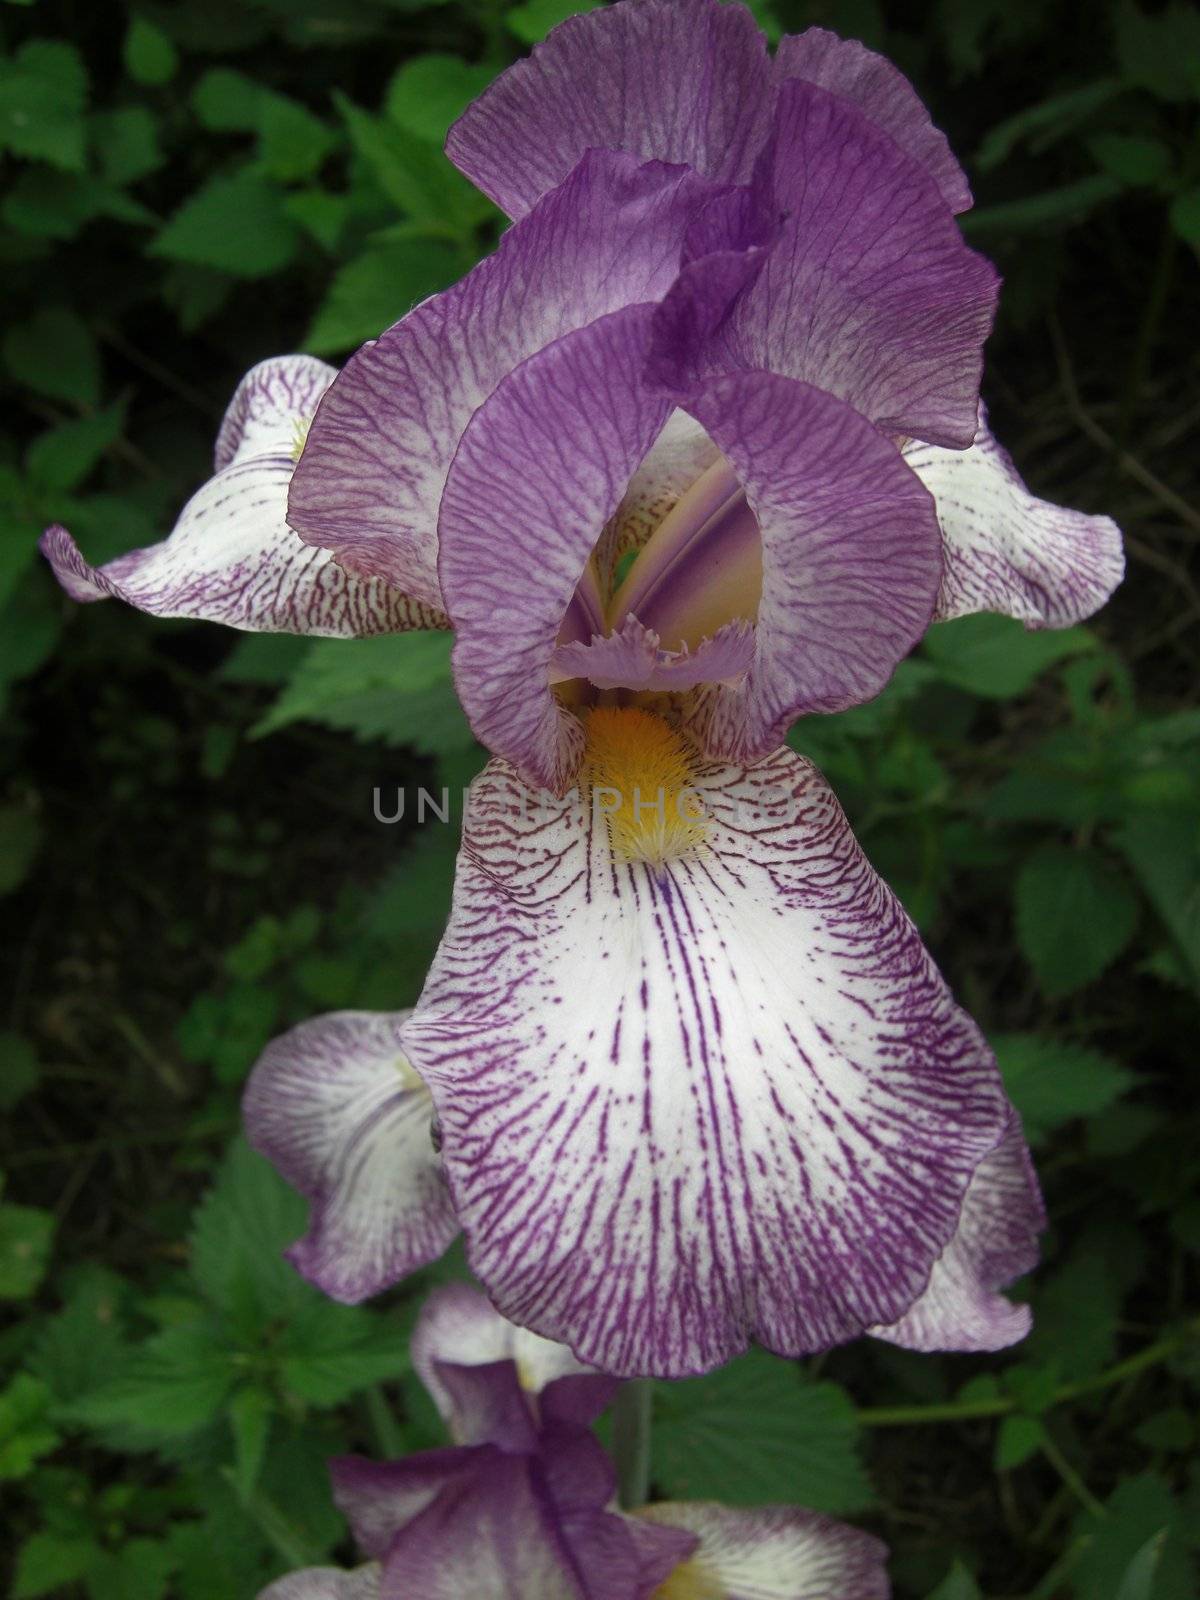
[650,1558,725,1600]
[583,707,707,868]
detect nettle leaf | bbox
[26,405,125,494]
[4,306,100,407]
[257,91,338,183]
[0,1201,54,1299]
[1024,1232,1136,1379]
[1088,133,1173,187]
[27,1274,131,1403]
[923,614,1095,697]
[191,68,261,132]
[506,0,603,44]
[68,1318,235,1446]
[12,1534,99,1600]
[385,53,495,144]
[992,1034,1135,1143]
[280,1299,408,1404]
[190,1139,311,1331]
[151,174,300,278]
[994,1412,1044,1471]
[92,106,163,186]
[253,632,455,738]
[0,39,88,170]
[1072,1474,1194,1600]
[1118,812,1200,991]
[976,78,1124,172]
[0,1374,60,1478]
[1172,189,1200,248]
[0,1030,40,1110]
[123,17,178,87]
[305,231,466,355]
[925,1563,984,1600]
[86,1538,175,1600]
[1014,846,1139,996]
[652,1349,874,1513]
[1113,0,1200,103]
[336,92,491,230]
[227,1386,273,1502]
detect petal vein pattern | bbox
[401,747,1011,1376]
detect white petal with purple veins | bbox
[401,746,1014,1377]
[243,1011,458,1304]
[259,1568,380,1600]
[637,1502,889,1599]
[905,406,1124,627]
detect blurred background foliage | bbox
[0,0,1198,1596]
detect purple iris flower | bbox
[259,1285,889,1600]
[40,0,1121,1376]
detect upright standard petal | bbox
[774,27,971,214]
[872,1113,1044,1352]
[652,81,997,449]
[439,305,674,791]
[904,407,1125,627]
[400,746,1012,1377]
[42,357,442,637]
[675,373,942,762]
[242,1012,457,1304]
[445,0,772,219]
[637,1502,889,1600]
[288,152,731,609]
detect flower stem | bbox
[613,1379,654,1509]
[856,1317,1200,1428]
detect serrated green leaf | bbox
[12,1533,99,1599]
[123,17,178,86]
[0,1202,54,1298]
[92,106,163,186]
[385,53,494,143]
[336,92,491,230]
[924,615,1095,697]
[506,0,602,43]
[257,91,338,183]
[304,231,466,354]
[228,1386,273,1502]
[653,1350,874,1513]
[0,1374,60,1478]
[27,1274,131,1403]
[4,306,100,407]
[995,1412,1045,1470]
[962,174,1123,237]
[86,1538,175,1600]
[926,1562,983,1600]
[992,1034,1135,1142]
[1117,812,1200,991]
[1014,846,1139,996]
[26,405,124,493]
[192,67,261,131]
[190,1138,311,1331]
[151,174,299,278]
[1088,133,1173,187]
[0,39,88,169]
[253,631,454,738]
[1072,1474,1192,1600]
[1113,0,1200,103]
[2,167,100,239]
[1135,1409,1194,1453]
[69,1318,234,1445]
[976,79,1124,171]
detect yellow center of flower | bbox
[290,414,312,462]
[583,707,707,868]
[650,1559,725,1600]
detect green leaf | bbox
[13,1534,99,1600]
[257,91,338,183]
[385,54,495,144]
[253,631,455,738]
[653,1349,874,1513]
[337,93,491,230]
[992,1034,1135,1142]
[926,1562,983,1600]
[995,1412,1045,1470]
[923,615,1095,697]
[1113,0,1200,103]
[1072,1474,1192,1600]
[0,1374,60,1478]
[2,166,100,239]
[190,1139,311,1331]
[0,1031,40,1110]
[506,0,603,43]
[1171,189,1200,248]
[0,40,88,170]
[27,1273,131,1403]
[228,1386,273,1502]
[86,1538,175,1600]
[976,78,1124,171]
[26,405,124,493]
[280,1302,409,1404]
[1135,1409,1194,1454]
[123,17,178,86]
[0,1202,54,1298]
[4,306,100,407]
[92,106,163,186]
[305,231,466,355]
[69,1318,235,1445]
[1115,1535,1168,1600]
[1014,846,1139,996]
[192,68,261,131]
[151,174,300,278]
[1119,811,1200,990]
[962,174,1122,237]
[1088,134,1173,187]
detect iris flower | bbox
[260,1285,889,1600]
[42,0,1121,1376]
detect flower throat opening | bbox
[583,707,707,868]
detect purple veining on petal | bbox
[429,1358,541,1453]
[905,403,1125,628]
[242,1011,458,1303]
[400,747,1015,1377]
[550,616,755,693]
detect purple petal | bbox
[551,616,755,693]
[242,1012,458,1304]
[636,1502,890,1599]
[413,1283,591,1438]
[904,405,1125,626]
[653,81,998,449]
[775,27,971,214]
[400,747,1012,1377]
[445,0,772,220]
[41,356,445,637]
[258,1569,380,1600]
[287,151,729,612]
[440,304,673,791]
[374,1452,587,1600]
[330,1449,482,1559]
[429,1358,541,1453]
[872,1112,1044,1352]
[679,374,941,763]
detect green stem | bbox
[857,1318,1200,1428]
[613,1379,654,1510]
[365,1385,406,1458]
[231,1478,324,1567]
[1039,1431,1106,1520]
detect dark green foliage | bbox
[0,1,1198,1597]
